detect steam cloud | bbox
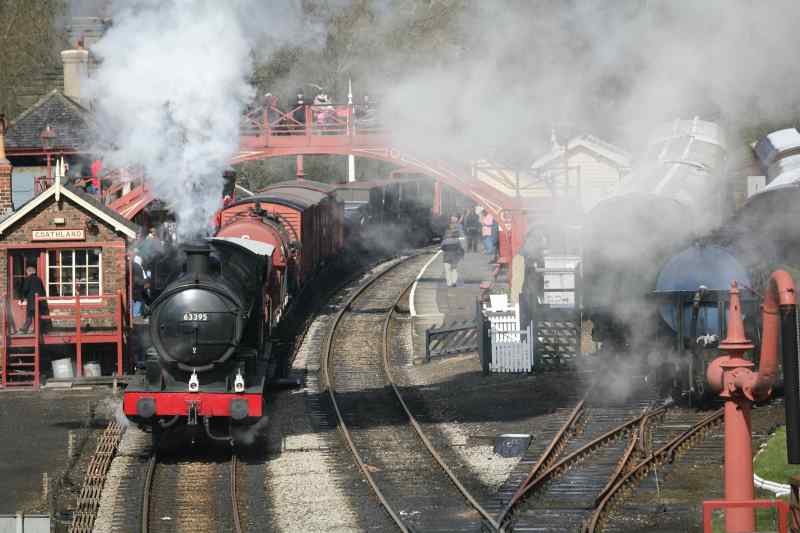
[88,0,310,240]
[374,0,800,161]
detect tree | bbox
[0,0,66,119]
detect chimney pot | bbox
[61,49,89,105]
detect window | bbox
[47,249,102,297]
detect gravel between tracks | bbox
[262,315,366,532]
[260,259,411,532]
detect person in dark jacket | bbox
[132,256,147,318]
[17,266,45,334]
[440,216,465,287]
[463,208,480,252]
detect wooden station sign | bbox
[31,229,86,241]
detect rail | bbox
[498,400,670,530]
[584,408,725,533]
[321,255,423,532]
[141,450,242,533]
[382,262,501,530]
[140,453,156,533]
[322,252,500,531]
[230,453,243,533]
[499,397,586,522]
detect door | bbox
[8,250,43,329]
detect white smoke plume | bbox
[371,0,800,162]
[88,0,311,240]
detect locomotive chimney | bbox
[184,244,211,276]
[222,170,236,200]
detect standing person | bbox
[491,216,500,262]
[464,208,480,252]
[292,90,305,133]
[264,92,282,132]
[17,266,45,334]
[440,216,465,288]
[132,256,147,318]
[481,210,496,256]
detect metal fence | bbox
[425,300,483,361]
[425,319,480,360]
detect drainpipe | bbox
[706,272,797,532]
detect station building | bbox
[0,129,139,387]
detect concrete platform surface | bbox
[411,249,502,360]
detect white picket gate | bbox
[490,322,534,373]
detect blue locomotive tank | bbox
[655,245,751,337]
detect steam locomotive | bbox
[123,179,344,442]
[578,118,755,398]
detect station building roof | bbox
[0,178,138,239]
[5,90,94,153]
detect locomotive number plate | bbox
[183,312,208,321]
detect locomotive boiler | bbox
[123,237,277,442]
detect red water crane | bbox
[706,272,796,532]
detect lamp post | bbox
[40,125,56,181]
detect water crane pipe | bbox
[706,271,796,533]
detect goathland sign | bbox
[31,229,86,241]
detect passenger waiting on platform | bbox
[264,93,280,123]
[132,256,148,318]
[481,210,496,257]
[464,209,480,252]
[16,266,45,334]
[292,90,305,133]
[313,92,334,132]
[441,216,465,288]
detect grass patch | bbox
[708,427,800,531]
[711,507,786,533]
[754,426,800,483]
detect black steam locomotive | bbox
[123,237,278,442]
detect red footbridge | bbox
[107,103,537,265]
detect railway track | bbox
[140,445,242,533]
[584,408,724,533]
[322,253,501,532]
[494,384,724,533]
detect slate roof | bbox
[5,90,94,152]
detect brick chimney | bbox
[0,115,12,215]
[61,47,89,105]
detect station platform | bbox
[410,249,506,361]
